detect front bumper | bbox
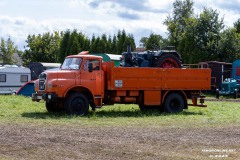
[32,93,58,102]
[219,91,232,95]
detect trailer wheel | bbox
[156,54,181,68]
[164,93,185,113]
[65,93,89,116]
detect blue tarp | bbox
[17,81,35,97]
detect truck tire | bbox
[216,89,219,99]
[234,90,237,99]
[164,93,185,113]
[46,101,59,112]
[65,93,89,116]
[155,54,181,68]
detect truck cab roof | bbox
[66,54,103,60]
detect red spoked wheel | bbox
[156,54,182,68]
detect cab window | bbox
[84,59,100,71]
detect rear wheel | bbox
[164,93,185,113]
[155,54,181,68]
[65,93,89,116]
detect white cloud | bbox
[0,0,239,50]
[0,15,162,50]
[0,0,5,7]
[67,0,81,8]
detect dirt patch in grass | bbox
[0,123,239,160]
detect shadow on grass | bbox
[21,111,68,119]
[21,109,204,119]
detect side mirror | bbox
[88,63,93,72]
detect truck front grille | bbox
[39,79,46,90]
[38,73,47,91]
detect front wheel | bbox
[164,93,185,113]
[46,101,62,112]
[65,93,89,116]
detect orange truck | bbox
[32,52,211,115]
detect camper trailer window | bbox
[0,74,6,82]
[20,75,28,82]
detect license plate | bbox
[37,96,42,99]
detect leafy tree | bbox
[90,34,97,53]
[218,26,240,62]
[146,33,165,50]
[59,29,90,62]
[82,38,90,51]
[69,30,81,54]
[164,0,196,63]
[77,31,90,51]
[195,8,224,62]
[164,0,194,46]
[139,37,148,48]
[111,35,117,54]
[106,35,112,53]
[115,30,136,54]
[124,34,136,50]
[49,31,61,62]
[96,36,105,53]
[22,32,62,66]
[164,0,225,63]
[234,18,240,33]
[116,30,127,54]
[59,30,71,63]
[0,37,17,65]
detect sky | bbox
[0,0,239,50]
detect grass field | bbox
[0,95,240,159]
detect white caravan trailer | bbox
[0,65,31,94]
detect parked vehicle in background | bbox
[199,61,232,91]
[216,78,240,99]
[16,62,61,97]
[216,60,240,99]
[29,62,61,80]
[0,65,31,94]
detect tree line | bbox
[0,0,239,66]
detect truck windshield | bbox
[61,58,82,70]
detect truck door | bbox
[80,59,104,96]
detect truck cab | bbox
[32,54,104,115]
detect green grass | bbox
[0,95,240,128]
